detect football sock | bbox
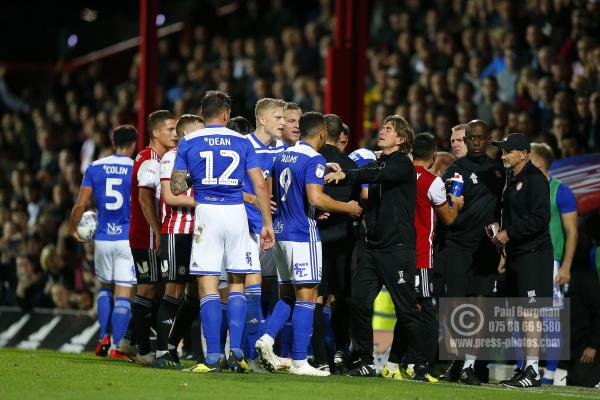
[244,284,262,359]
[97,288,113,339]
[111,297,131,346]
[323,305,334,356]
[169,295,200,349]
[292,302,316,361]
[219,302,227,355]
[526,356,539,375]
[131,295,154,354]
[200,294,222,362]
[311,303,328,365]
[280,318,293,358]
[265,298,293,341]
[227,292,247,355]
[156,295,181,352]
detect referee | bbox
[491,133,553,388]
[325,115,432,381]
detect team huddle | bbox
[67,88,555,386]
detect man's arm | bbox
[139,188,161,245]
[435,194,464,226]
[556,211,578,284]
[68,186,93,242]
[161,181,195,207]
[306,184,362,218]
[171,170,189,196]
[339,155,414,184]
[248,167,274,249]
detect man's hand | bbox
[492,229,509,246]
[270,197,277,215]
[347,200,362,219]
[448,194,464,211]
[318,212,330,220]
[325,171,346,184]
[326,162,341,173]
[497,255,506,273]
[580,347,597,364]
[260,225,275,250]
[69,228,86,243]
[556,264,571,285]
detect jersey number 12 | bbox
[199,150,240,186]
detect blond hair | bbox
[255,98,286,124]
[530,142,554,169]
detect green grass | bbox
[0,349,597,400]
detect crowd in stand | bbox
[0,0,599,314]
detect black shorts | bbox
[160,233,193,283]
[505,246,553,299]
[415,267,433,298]
[131,248,162,284]
[436,242,499,297]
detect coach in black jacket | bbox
[325,115,430,380]
[491,133,552,388]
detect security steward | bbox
[436,120,505,385]
[325,115,431,381]
[491,132,553,389]
[312,114,359,371]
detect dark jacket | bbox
[568,265,600,358]
[344,150,416,249]
[440,154,505,251]
[318,144,358,241]
[502,160,552,255]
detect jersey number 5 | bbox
[106,178,124,210]
[199,150,240,186]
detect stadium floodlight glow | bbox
[68,34,78,48]
[156,14,165,26]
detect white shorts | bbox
[273,240,322,284]
[190,203,254,276]
[94,240,137,287]
[218,233,276,284]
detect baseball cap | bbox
[493,133,531,152]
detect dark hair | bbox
[465,119,490,137]
[227,116,254,135]
[300,112,326,138]
[382,115,414,154]
[175,114,203,137]
[342,123,349,134]
[201,90,231,119]
[413,132,437,161]
[324,114,344,141]
[112,125,137,148]
[147,110,174,135]
[561,133,582,146]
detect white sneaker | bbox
[289,361,331,377]
[255,335,278,373]
[250,358,267,373]
[275,356,292,370]
[134,352,155,365]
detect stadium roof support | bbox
[137,0,158,151]
[325,0,368,151]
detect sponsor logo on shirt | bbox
[107,223,123,235]
[316,164,325,178]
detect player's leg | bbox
[243,234,263,363]
[153,234,185,368]
[288,240,329,377]
[218,284,228,367]
[187,203,226,373]
[130,248,157,364]
[311,241,330,371]
[108,240,136,359]
[168,279,201,360]
[256,241,294,372]
[94,240,115,357]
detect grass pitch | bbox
[0,349,597,400]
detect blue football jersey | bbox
[244,133,286,234]
[174,125,260,205]
[349,148,377,189]
[273,142,326,242]
[81,154,133,241]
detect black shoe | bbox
[169,349,180,364]
[152,352,183,369]
[439,360,463,382]
[459,367,481,386]
[499,368,524,385]
[345,363,376,377]
[413,364,439,382]
[228,350,252,373]
[333,350,346,373]
[503,366,541,388]
[474,360,490,383]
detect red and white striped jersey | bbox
[159,148,194,234]
[129,147,161,249]
[415,166,447,269]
